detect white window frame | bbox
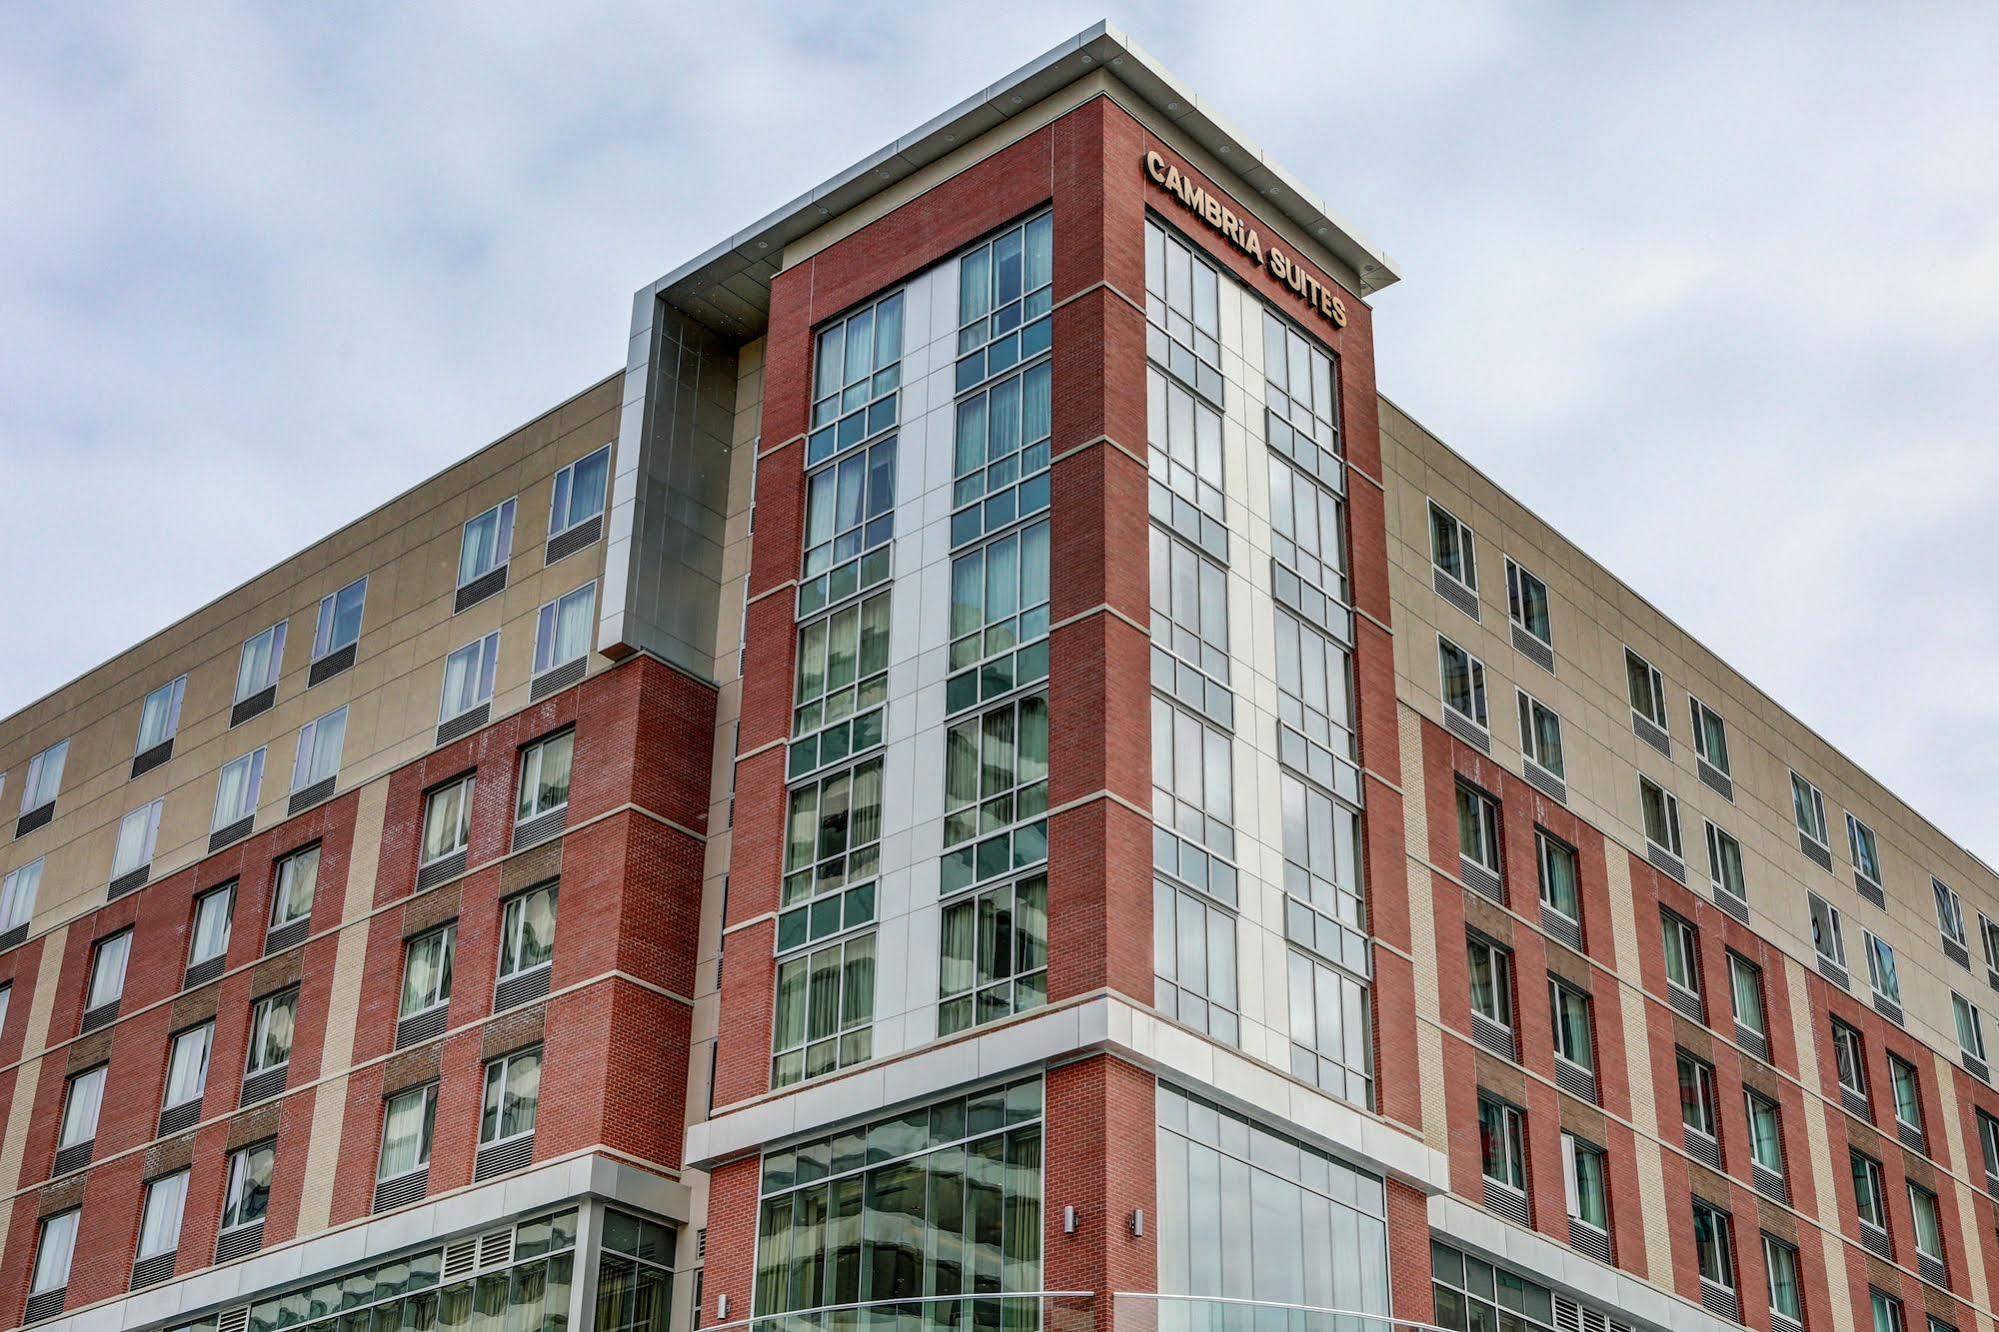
[497,885,557,981]
[234,621,287,702]
[0,858,42,933]
[1661,910,1701,999]
[377,1082,440,1182]
[479,1046,542,1146]
[1438,635,1488,730]
[516,730,574,824]
[1810,893,1848,969]
[1456,781,1502,874]
[1504,556,1552,647]
[1624,648,1668,730]
[1934,879,1968,951]
[270,845,320,930]
[163,1021,214,1110]
[111,799,164,880]
[400,924,455,1018]
[1678,1049,1721,1140]
[87,928,132,1011]
[457,497,518,589]
[311,575,368,661]
[439,631,501,721]
[1640,775,1683,859]
[1763,1235,1801,1323]
[1832,1019,1869,1098]
[30,1208,78,1295]
[1743,1088,1784,1176]
[1906,1182,1944,1263]
[1728,951,1766,1037]
[533,582,597,677]
[1982,911,1999,983]
[1549,978,1594,1072]
[1692,1199,1736,1291]
[1428,500,1478,591]
[291,705,348,792]
[1791,771,1830,849]
[1560,1131,1607,1231]
[1466,933,1513,1030]
[244,989,298,1076]
[19,739,69,815]
[1863,931,1901,1006]
[58,1064,106,1149]
[1705,820,1746,902]
[1516,688,1564,778]
[212,748,267,830]
[220,1140,276,1233]
[1689,695,1730,777]
[1953,992,1988,1064]
[1887,1054,1923,1133]
[136,675,188,754]
[419,775,475,867]
[548,444,611,538]
[1478,1094,1526,1192]
[1536,830,1581,926]
[1847,812,1882,887]
[136,1169,190,1261]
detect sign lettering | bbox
[1144,150,1349,329]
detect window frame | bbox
[532,581,597,677]
[1934,878,1968,951]
[1952,991,1988,1064]
[1438,634,1488,730]
[290,704,348,792]
[30,1207,78,1295]
[1728,951,1767,1037]
[399,924,456,1019]
[1791,772,1830,849]
[1677,1049,1722,1142]
[269,844,320,931]
[1504,556,1552,646]
[456,496,517,589]
[1624,648,1668,729]
[244,988,299,1076]
[419,774,475,867]
[1536,829,1581,925]
[439,631,501,721]
[188,883,234,967]
[1906,1181,1944,1264]
[136,1168,191,1262]
[1640,775,1683,859]
[549,444,612,538]
[479,1045,543,1146]
[111,799,163,880]
[1689,695,1730,777]
[1810,893,1848,969]
[1456,781,1502,875]
[311,575,368,662]
[497,884,559,981]
[377,1081,440,1182]
[1763,1233,1802,1323]
[1744,1089,1785,1176]
[516,729,574,825]
[1705,820,1747,903]
[87,927,133,1011]
[162,1021,214,1110]
[1516,687,1564,778]
[1560,1130,1608,1232]
[135,675,188,754]
[234,621,287,704]
[219,1139,277,1233]
[58,1063,107,1149]
[1863,930,1901,1006]
[1477,1093,1527,1193]
[1692,1200,1736,1292]
[212,747,267,830]
[1549,977,1595,1073]
[0,858,42,932]
[1466,932,1514,1031]
[19,739,70,814]
[1847,813,1883,887]
[1887,1054,1923,1134]
[1850,1150,1889,1234]
[1661,910,1702,999]
[1428,500,1478,591]
[1832,1018,1869,1098]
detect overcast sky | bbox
[4,3,1997,859]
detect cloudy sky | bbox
[4,4,1998,857]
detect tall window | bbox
[1457,783,1501,876]
[137,1170,190,1262]
[1466,935,1513,1031]
[1863,932,1901,1007]
[950,362,1052,547]
[1706,822,1746,902]
[961,215,1053,391]
[1690,696,1730,776]
[270,845,320,930]
[312,576,368,660]
[30,1209,78,1295]
[1269,455,1347,602]
[1791,772,1829,849]
[772,933,874,1087]
[1429,501,1477,590]
[1888,1055,1923,1133]
[799,434,897,616]
[941,696,1049,896]
[1847,814,1882,885]
[1661,912,1701,999]
[1744,1091,1784,1176]
[1870,1289,1905,1332]
[213,748,267,829]
[163,1022,213,1109]
[1438,636,1488,729]
[1561,1132,1607,1231]
[400,926,455,1018]
[378,1084,439,1182]
[1981,912,1999,979]
[58,1065,106,1149]
[112,800,163,880]
[947,519,1050,716]
[1144,220,1223,401]
[1763,1236,1801,1325]
[1550,980,1594,1072]
[1152,697,1234,893]
[234,622,287,703]
[136,675,187,754]
[291,705,348,791]
[1952,992,1988,1067]
[19,739,69,815]
[245,989,298,1076]
[1850,1151,1889,1233]
[1516,691,1564,778]
[1150,525,1232,724]
[780,758,884,951]
[1290,950,1372,1105]
[1677,1051,1720,1140]
[1273,608,1353,783]
[1692,1202,1735,1291]
[939,873,1046,1036]
[1810,894,1847,970]
[480,1047,542,1145]
[1976,1109,1999,1186]
[0,858,42,933]
[1262,308,1342,476]
[1154,878,1239,1044]
[1478,1095,1526,1192]
[533,583,596,676]
[1640,777,1682,858]
[458,498,517,588]
[1505,558,1551,645]
[793,588,891,776]
[1831,1019,1868,1098]
[498,885,557,980]
[440,632,500,720]
[1934,879,1968,953]
[87,929,132,1011]
[517,730,574,824]
[1728,953,1767,1037]
[189,884,233,967]
[421,776,475,866]
[220,1140,276,1232]
[1538,831,1580,925]
[549,444,612,537]
[1148,366,1227,558]
[1625,649,1667,730]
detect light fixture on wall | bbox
[1063,1205,1078,1234]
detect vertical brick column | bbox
[1043,1055,1157,1321]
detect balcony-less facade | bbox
[1,21,1997,1332]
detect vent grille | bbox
[158,1100,201,1138]
[1443,708,1491,753]
[474,1135,534,1181]
[1713,889,1749,925]
[512,806,567,851]
[241,1065,288,1107]
[373,1170,429,1213]
[1666,984,1705,1025]
[1943,937,1970,969]
[529,656,586,703]
[1460,857,1505,905]
[1751,1164,1788,1204]
[1483,1179,1530,1227]
[215,1220,265,1263]
[1542,910,1582,952]
[1964,1052,1991,1083]
[184,955,226,990]
[1568,1220,1610,1264]
[1872,995,1904,1026]
[1471,1013,1517,1062]
[219,1307,251,1332]
[307,641,356,687]
[396,1006,449,1049]
[288,775,337,816]
[108,865,151,899]
[441,1238,479,1282]
[1797,834,1832,871]
[1859,1223,1892,1261]
[1897,1121,1927,1156]
[1433,568,1481,620]
[477,1227,515,1268]
[1734,1024,1769,1064]
[132,738,175,779]
[52,1140,93,1176]
[1696,758,1734,802]
[1698,1281,1740,1322]
[1554,1060,1597,1104]
[454,565,508,613]
[1631,712,1671,756]
[415,847,468,892]
[209,815,254,854]
[1647,843,1687,884]
[696,1227,707,1259]
[16,802,55,838]
[544,513,601,566]
[230,686,276,728]
[23,1288,64,1324]
[1522,758,1567,804]
[1511,623,1555,673]
[0,923,26,952]
[1818,957,1851,990]
[1854,874,1884,908]
[435,705,490,748]
[1840,1086,1872,1121]
[265,917,309,956]
[80,1000,120,1034]
[1683,1129,1720,1169]
[494,966,551,1013]
[1771,1316,1803,1332]
[130,1251,176,1289]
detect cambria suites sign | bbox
[1143,149,1349,329]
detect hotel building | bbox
[2,22,1997,1332]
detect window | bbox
[1278,772,1366,963]
[1561,1132,1608,1230]
[189,884,233,967]
[1706,822,1746,902]
[1811,894,1847,969]
[163,1022,213,1109]
[137,1170,190,1261]
[0,984,9,1034]
[1466,934,1513,1030]
[58,1065,106,1148]
[498,885,557,979]
[772,934,874,1087]
[112,800,163,879]
[220,1140,276,1231]
[87,929,132,1011]
[1744,1091,1784,1175]
[1661,911,1701,998]
[420,776,474,865]
[1625,649,1667,729]
[961,214,1052,389]
[1934,879,1968,952]
[1907,1184,1943,1264]
[291,705,347,791]
[0,857,41,933]
[1429,501,1477,590]
[1273,607,1354,783]
[950,362,1052,546]
[1763,1235,1801,1324]
[1981,913,1999,978]
[270,845,319,930]
[1976,1109,1999,1185]
[212,748,266,830]
[1147,366,1226,557]
[1516,690,1564,777]
[1268,454,1347,599]
[1690,696,1730,776]
[136,676,187,753]
[793,589,891,776]
[1144,219,1222,399]
[517,731,573,824]
[1847,814,1882,885]
[1549,980,1594,1071]
[19,739,69,815]
[1477,1095,1525,1191]
[1692,1202,1735,1290]
[245,989,298,1075]
[1791,772,1829,848]
[1863,932,1901,1006]
[1153,878,1239,1044]
[30,1209,77,1295]
[1677,1050,1720,1140]
[480,1047,542,1144]
[1728,953,1766,1036]
[400,925,454,1017]
[533,582,596,676]
[312,576,367,660]
[1870,1290,1905,1332]
[549,444,611,537]
[1289,950,1373,1106]
[1457,783,1501,875]
[1505,558,1551,645]
[946,519,1050,715]
[234,622,286,702]
[799,434,897,614]
[780,757,884,949]
[1149,525,1232,724]
[1832,1019,1868,1098]
[942,697,1050,892]
[440,631,500,720]
[1953,992,1988,1065]
[1438,636,1488,728]
[1850,1151,1889,1232]
[458,497,516,587]
[1537,831,1580,924]
[378,1084,438,1180]
[1640,777,1682,858]
[939,873,1046,1035]
[1152,697,1235,881]
[1261,307,1342,473]
[1888,1055,1922,1132]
